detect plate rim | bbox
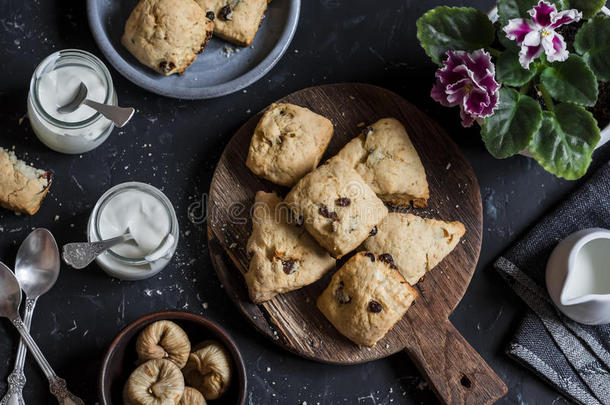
[86,0,301,100]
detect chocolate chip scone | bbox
[284,159,388,259]
[122,0,214,76]
[317,251,417,347]
[334,118,429,207]
[0,147,52,215]
[245,191,335,303]
[246,103,334,187]
[194,0,267,46]
[363,213,465,285]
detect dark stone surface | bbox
[0,0,607,403]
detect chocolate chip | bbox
[206,11,215,20]
[158,61,175,73]
[363,126,374,137]
[364,252,375,262]
[282,259,297,274]
[219,4,233,20]
[378,253,394,266]
[319,205,337,220]
[336,197,351,207]
[370,226,378,236]
[368,300,382,313]
[336,281,351,304]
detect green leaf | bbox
[529,104,600,179]
[539,54,598,106]
[567,0,605,19]
[481,88,543,158]
[416,7,495,65]
[574,15,610,82]
[497,0,567,25]
[497,51,537,86]
[498,29,519,52]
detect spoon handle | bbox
[10,316,84,405]
[83,99,134,128]
[62,233,133,269]
[0,298,36,405]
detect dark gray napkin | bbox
[495,162,610,405]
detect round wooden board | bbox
[208,84,506,403]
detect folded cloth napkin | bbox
[495,161,610,405]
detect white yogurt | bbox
[99,189,171,259]
[27,50,117,154]
[38,65,106,123]
[88,182,179,281]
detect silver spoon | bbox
[57,82,134,128]
[0,262,84,405]
[62,232,133,269]
[1,229,60,405]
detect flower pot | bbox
[487,4,610,155]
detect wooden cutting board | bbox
[207,83,507,404]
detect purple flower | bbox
[431,49,500,127]
[503,1,582,69]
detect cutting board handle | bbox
[404,316,507,405]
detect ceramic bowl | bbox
[87,0,300,99]
[99,311,247,404]
[546,228,610,325]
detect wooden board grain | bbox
[208,84,507,404]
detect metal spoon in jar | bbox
[57,81,134,128]
[1,229,60,405]
[0,262,84,405]
[62,231,133,269]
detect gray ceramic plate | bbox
[87,0,300,99]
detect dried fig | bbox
[123,359,184,405]
[136,320,191,368]
[179,387,206,405]
[183,340,232,400]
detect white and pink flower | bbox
[431,49,500,127]
[503,0,582,69]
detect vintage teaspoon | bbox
[1,229,60,405]
[62,231,133,269]
[0,262,83,405]
[57,81,134,127]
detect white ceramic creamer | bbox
[546,228,610,325]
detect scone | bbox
[194,0,267,46]
[317,251,417,347]
[284,159,388,258]
[0,147,52,215]
[122,0,214,75]
[334,118,429,207]
[245,191,336,303]
[246,103,334,187]
[363,213,465,285]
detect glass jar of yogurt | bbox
[87,182,179,280]
[27,49,117,154]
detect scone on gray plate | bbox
[364,213,465,285]
[334,118,429,207]
[194,0,268,46]
[0,147,52,215]
[284,159,388,259]
[122,0,214,75]
[245,191,336,303]
[317,251,417,347]
[246,103,334,187]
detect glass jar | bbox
[27,49,117,154]
[87,182,180,281]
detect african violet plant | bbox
[417,0,610,179]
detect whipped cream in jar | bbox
[28,49,117,154]
[87,182,179,280]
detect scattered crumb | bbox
[266,367,271,372]
[202,302,209,309]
